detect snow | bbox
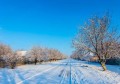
[0,59,120,84]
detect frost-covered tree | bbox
[6,52,17,69]
[25,46,67,65]
[73,14,120,71]
[0,43,12,67]
[28,46,43,65]
[0,43,17,69]
[71,49,85,60]
[0,43,12,58]
[48,49,66,61]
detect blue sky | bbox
[0,0,120,55]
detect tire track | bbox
[71,64,80,84]
[59,60,70,84]
[59,68,67,84]
[17,61,65,84]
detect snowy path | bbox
[0,59,120,84]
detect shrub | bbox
[106,57,120,65]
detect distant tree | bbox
[28,46,43,65]
[7,52,17,69]
[0,43,12,58]
[0,43,17,69]
[40,48,49,62]
[0,43,12,68]
[24,46,67,64]
[48,49,66,61]
[71,48,88,60]
[73,13,120,71]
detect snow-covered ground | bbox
[0,59,120,84]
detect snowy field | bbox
[0,59,120,84]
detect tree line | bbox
[0,43,67,69]
[71,13,120,71]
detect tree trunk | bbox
[10,62,16,69]
[34,58,37,65]
[100,61,107,71]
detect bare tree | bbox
[0,43,12,58]
[40,48,49,62]
[6,52,17,69]
[28,46,43,65]
[48,49,56,61]
[0,43,18,69]
[73,14,120,71]
[71,48,88,60]
[0,43,67,67]
[24,46,67,64]
[0,43,12,68]
[48,49,66,61]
